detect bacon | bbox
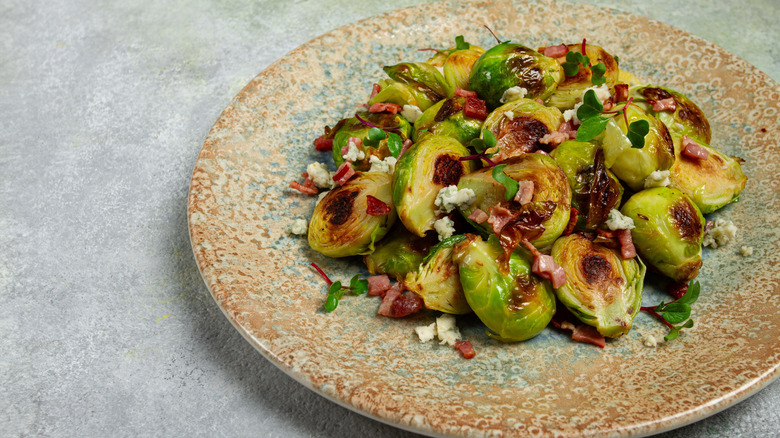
[467,208,488,224]
[454,340,476,359]
[463,97,488,120]
[681,135,709,160]
[650,97,677,112]
[487,205,515,235]
[543,43,569,58]
[454,88,478,98]
[370,83,381,99]
[314,136,333,151]
[617,229,636,259]
[558,120,578,140]
[602,101,615,111]
[562,207,579,236]
[398,139,413,158]
[539,131,569,147]
[613,84,629,103]
[532,253,567,288]
[391,292,424,317]
[572,324,605,348]
[369,102,402,114]
[667,281,689,300]
[367,275,391,296]
[377,284,402,315]
[289,180,318,195]
[514,180,534,205]
[366,195,391,216]
[332,162,356,186]
[535,99,545,105]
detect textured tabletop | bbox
[2,0,779,436]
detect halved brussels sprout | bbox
[364,223,437,280]
[620,187,704,282]
[383,62,450,108]
[308,172,396,257]
[630,85,711,144]
[368,79,422,109]
[412,96,484,144]
[543,43,620,110]
[457,153,572,249]
[551,234,645,337]
[668,135,747,214]
[550,140,623,231]
[600,105,675,191]
[332,112,412,170]
[442,45,486,92]
[469,43,563,109]
[452,234,556,341]
[482,98,563,160]
[392,135,476,236]
[403,234,471,314]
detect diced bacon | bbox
[558,120,578,140]
[613,84,629,103]
[377,284,402,316]
[370,83,381,99]
[617,229,636,259]
[463,97,488,120]
[532,254,567,288]
[487,205,515,235]
[572,324,605,348]
[314,136,334,151]
[681,135,709,160]
[333,162,356,186]
[602,101,615,111]
[399,139,413,158]
[390,292,424,317]
[367,275,391,296]
[366,195,391,216]
[543,43,569,58]
[514,180,534,205]
[467,208,489,224]
[454,88,478,98]
[667,281,689,300]
[349,136,363,148]
[536,99,545,105]
[454,340,476,359]
[539,131,569,147]
[369,102,402,114]
[650,97,677,112]
[563,207,579,236]
[289,181,318,195]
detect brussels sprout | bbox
[599,105,675,191]
[364,223,437,280]
[550,140,623,230]
[393,135,476,236]
[667,135,747,214]
[481,98,563,160]
[411,96,484,144]
[383,62,450,108]
[543,43,620,110]
[457,153,571,249]
[451,234,556,341]
[551,234,645,337]
[308,172,396,257]
[620,187,704,282]
[469,43,563,109]
[403,234,471,314]
[630,85,711,144]
[368,79,421,109]
[332,112,412,170]
[441,45,486,92]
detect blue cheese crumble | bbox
[643,170,671,189]
[433,217,455,241]
[605,209,635,230]
[342,139,365,162]
[434,185,476,213]
[703,219,738,248]
[500,86,528,104]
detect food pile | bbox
[290,34,747,354]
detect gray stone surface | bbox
[1,0,778,436]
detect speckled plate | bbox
[187,0,780,436]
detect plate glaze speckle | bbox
[187,0,780,436]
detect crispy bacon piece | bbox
[532,253,567,288]
[667,281,689,300]
[370,83,381,99]
[369,102,402,114]
[681,135,709,160]
[367,275,391,296]
[617,229,636,259]
[467,208,488,224]
[366,195,391,216]
[377,284,402,315]
[454,88,478,98]
[332,162,356,186]
[572,324,606,348]
[562,207,579,236]
[454,340,476,359]
[539,130,569,147]
[514,180,534,205]
[650,97,677,112]
[314,136,334,151]
[289,180,318,195]
[391,292,424,317]
[543,43,569,58]
[613,84,629,103]
[487,205,515,235]
[463,97,488,120]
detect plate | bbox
[187,0,780,436]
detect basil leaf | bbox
[455,35,470,50]
[492,164,519,201]
[590,62,606,85]
[575,116,610,142]
[627,120,650,149]
[387,132,403,158]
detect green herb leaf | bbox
[469,129,497,154]
[349,274,368,295]
[324,280,344,311]
[562,51,587,77]
[492,164,518,201]
[483,129,497,149]
[659,303,691,324]
[575,116,610,142]
[590,62,606,85]
[455,35,470,51]
[627,120,650,149]
[613,55,620,66]
[664,319,694,341]
[563,61,580,77]
[368,127,386,141]
[677,280,700,306]
[387,132,403,158]
[577,89,604,122]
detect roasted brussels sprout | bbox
[457,153,572,249]
[600,105,675,191]
[403,234,471,314]
[425,42,487,93]
[382,62,450,109]
[412,96,484,144]
[481,98,563,160]
[332,112,412,170]
[550,140,623,230]
[393,135,476,236]
[543,43,620,110]
[452,234,556,341]
[364,223,437,280]
[469,43,563,109]
[368,79,422,109]
[308,172,396,257]
[620,187,704,282]
[630,85,711,144]
[551,234,645,337]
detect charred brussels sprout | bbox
[364,223,437,280]
[368,79,421,109]
[551,234,645,337]
[482,98,563,160]
[550,140,623,230]
[544,43,620,110]
[393,135,476,236]
[332,112,412,170]
[442,45,486,92]
[412,96,484,144]
[469,43,563,109]
[403,234,471,314]
[382,62,450,109]
[630,85,711,144]
[620,187,704,282]
[452,234,556,341]
[308,172,396,257]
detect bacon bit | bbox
[563,207,579,236]
[532,253,567,288]
[370,83,381,99]
[289,180,318,195]
[617,229,636,259]
[543,43,569,58]
[613,84,629,103]
[514,180,535,205]
[681,135,709,160]
[468,208,489,224]
[333,162,356,186]
[314,136,334,151]
[463,97,488,120]
[377,284,402,315]
[581,38,587,58]
[535,99,545,105]
[349,136,363,148]
[369,102,402,114]
[602,101,615,111]
[399,138,413,158]
[367,274,391,296]
[366,195,391,216]
[455,88,478,98]
[593,229,619,248]
[650,97,677,112]
[539,131,569,147]
[558,120,578,139]
[391,291,424,317]
[667,281,689,300]
[454,340,476,359]
[487,205,515,235]
[572,324,605,348]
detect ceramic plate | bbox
[187,0,780,436]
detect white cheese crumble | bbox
[643,334,658,347]
[564,84,612,125]
[605,209,635,230]
[702,219,738,249]
[306,162,334,189]
[643,170,671,189]
[433,217,456,241]
[289,219,307,235]
[740,246,754,257]
[434,185,476,213]
[415,322,437,343]
[500,86,528,104]
[415,315,462,346]
[503,110,515,121]
[342,139,365,162]
[368,155,397,175]
[401,104,423,124]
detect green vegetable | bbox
[629,85,711,144]
[642,280,700,341]
[492,164,519,201]
[363,224,436,280]
[331,113,412,170]
[403,234,471,314]
[411,97,484,144]
[480,98,563,161]
[548,43,620,110]
[323,274,369,311]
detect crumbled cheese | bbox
[342,139,365,162]
[415,322,437,343]
[402,104,423,123]
[564,85,612,125]
[563,108,578,124]
[643,334,658,347]
[436,314,461,346]
[433,217,456,241]
[289,219,307,235]
[503,110,515,121]
[605,209,635,230]
[306,162,334,189]
[740,246,754,257]
[702,219,738,249]
[643,170,671,189]
[500,86,528,103]
[368,155,397,175]
[434,185,476,213]
[588,84,611,103]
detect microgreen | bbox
[311,263,368,312]
[455,35,470,51]
[461,129,498,166]
[641,280,700,341]
[562,51,590,77]
[364,127,386,146]
[626,120,650,149]
[613,55,620,66]
[492,164,518,201]
[387,132,403,158]
[575,89,610,142]
[590,62,607,85]
[483,25,510,44]
[362,127,403,158]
